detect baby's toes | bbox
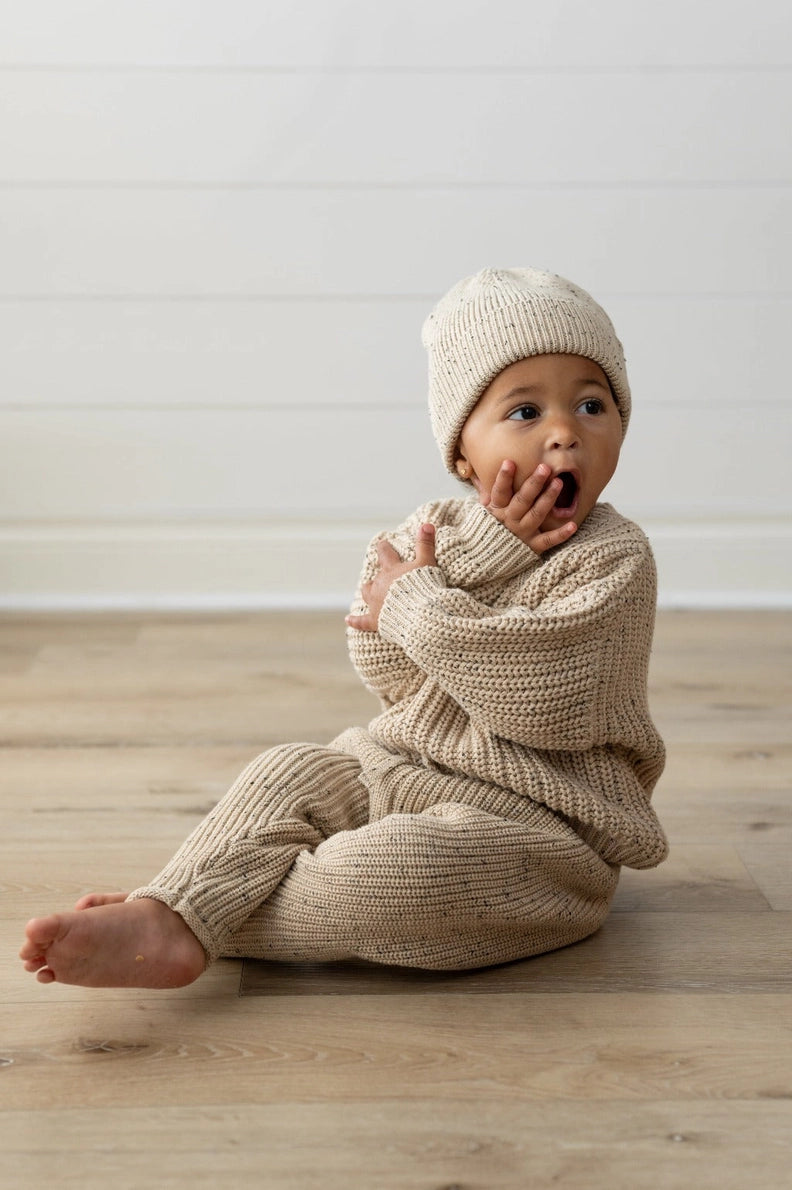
[19,937,45,964]
[20,914,59,959]
[74,892,128,910]
[20,937,49,970]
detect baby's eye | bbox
[507,405,539,421]
[578,397,605,415]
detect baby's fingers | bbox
[376,539,402,565]
[510,464,557,512]
[345,612,377,632]
[529,520,578,555]
[512,468,561,523]
[487,460,517,510]
[413,523,437,567]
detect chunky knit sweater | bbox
[344,497,668,871]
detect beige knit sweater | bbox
[344,497,668,871]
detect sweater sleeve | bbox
[346,498,542,706]
[375,529,656,753]
[345,503,437,706]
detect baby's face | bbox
[455,353,623,533]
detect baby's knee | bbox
[238,741,361,795]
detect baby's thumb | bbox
[415,523,437,567]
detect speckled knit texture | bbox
[129,497,666,971]
[129,740,619,969]
[346,497,667,871]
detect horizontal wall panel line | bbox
[2,64,792,76]
[0,518,379,537]
[3,181,791,191]
[3,293,792,303]
[0,293,434,303]
[3,515,789,533]
[4,291,792,303]
[0,399,781,413]
[0,403,430,413]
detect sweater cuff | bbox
[443,499,541,581]
[378,565,447,650]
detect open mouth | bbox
[554,471,580,513]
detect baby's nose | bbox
[545,417,579,450]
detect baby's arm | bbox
[346,524,437,634]
[374,532,655,753]
[345,479,576,707]
[345,485,546,703]
[345,512,437,705]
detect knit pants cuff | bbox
[126,885,221,967]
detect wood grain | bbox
[2,1101,790,1190]
[3,994,790,1110]
[2,609,790,1190]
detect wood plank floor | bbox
[1,610,790,1189]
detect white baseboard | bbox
[1,518,790,611]
[0,520,368,611]
[646,520,792,609]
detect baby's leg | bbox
[225,801,619,970]
[125,744,368,962]
[20,743,368,987]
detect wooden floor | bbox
[1,610,790,1189]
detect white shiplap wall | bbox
[2,0,790,608]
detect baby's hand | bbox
[481,461,577,554]
[346,524,437,633]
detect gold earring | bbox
[456,461,470,479]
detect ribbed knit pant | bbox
[128,738,619,971]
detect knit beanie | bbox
[422,267,631,474]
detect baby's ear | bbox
[454,457,472,481]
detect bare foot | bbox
[19,898,207,988]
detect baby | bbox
[21,267,667,988]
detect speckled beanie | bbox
[422,267,631,474]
